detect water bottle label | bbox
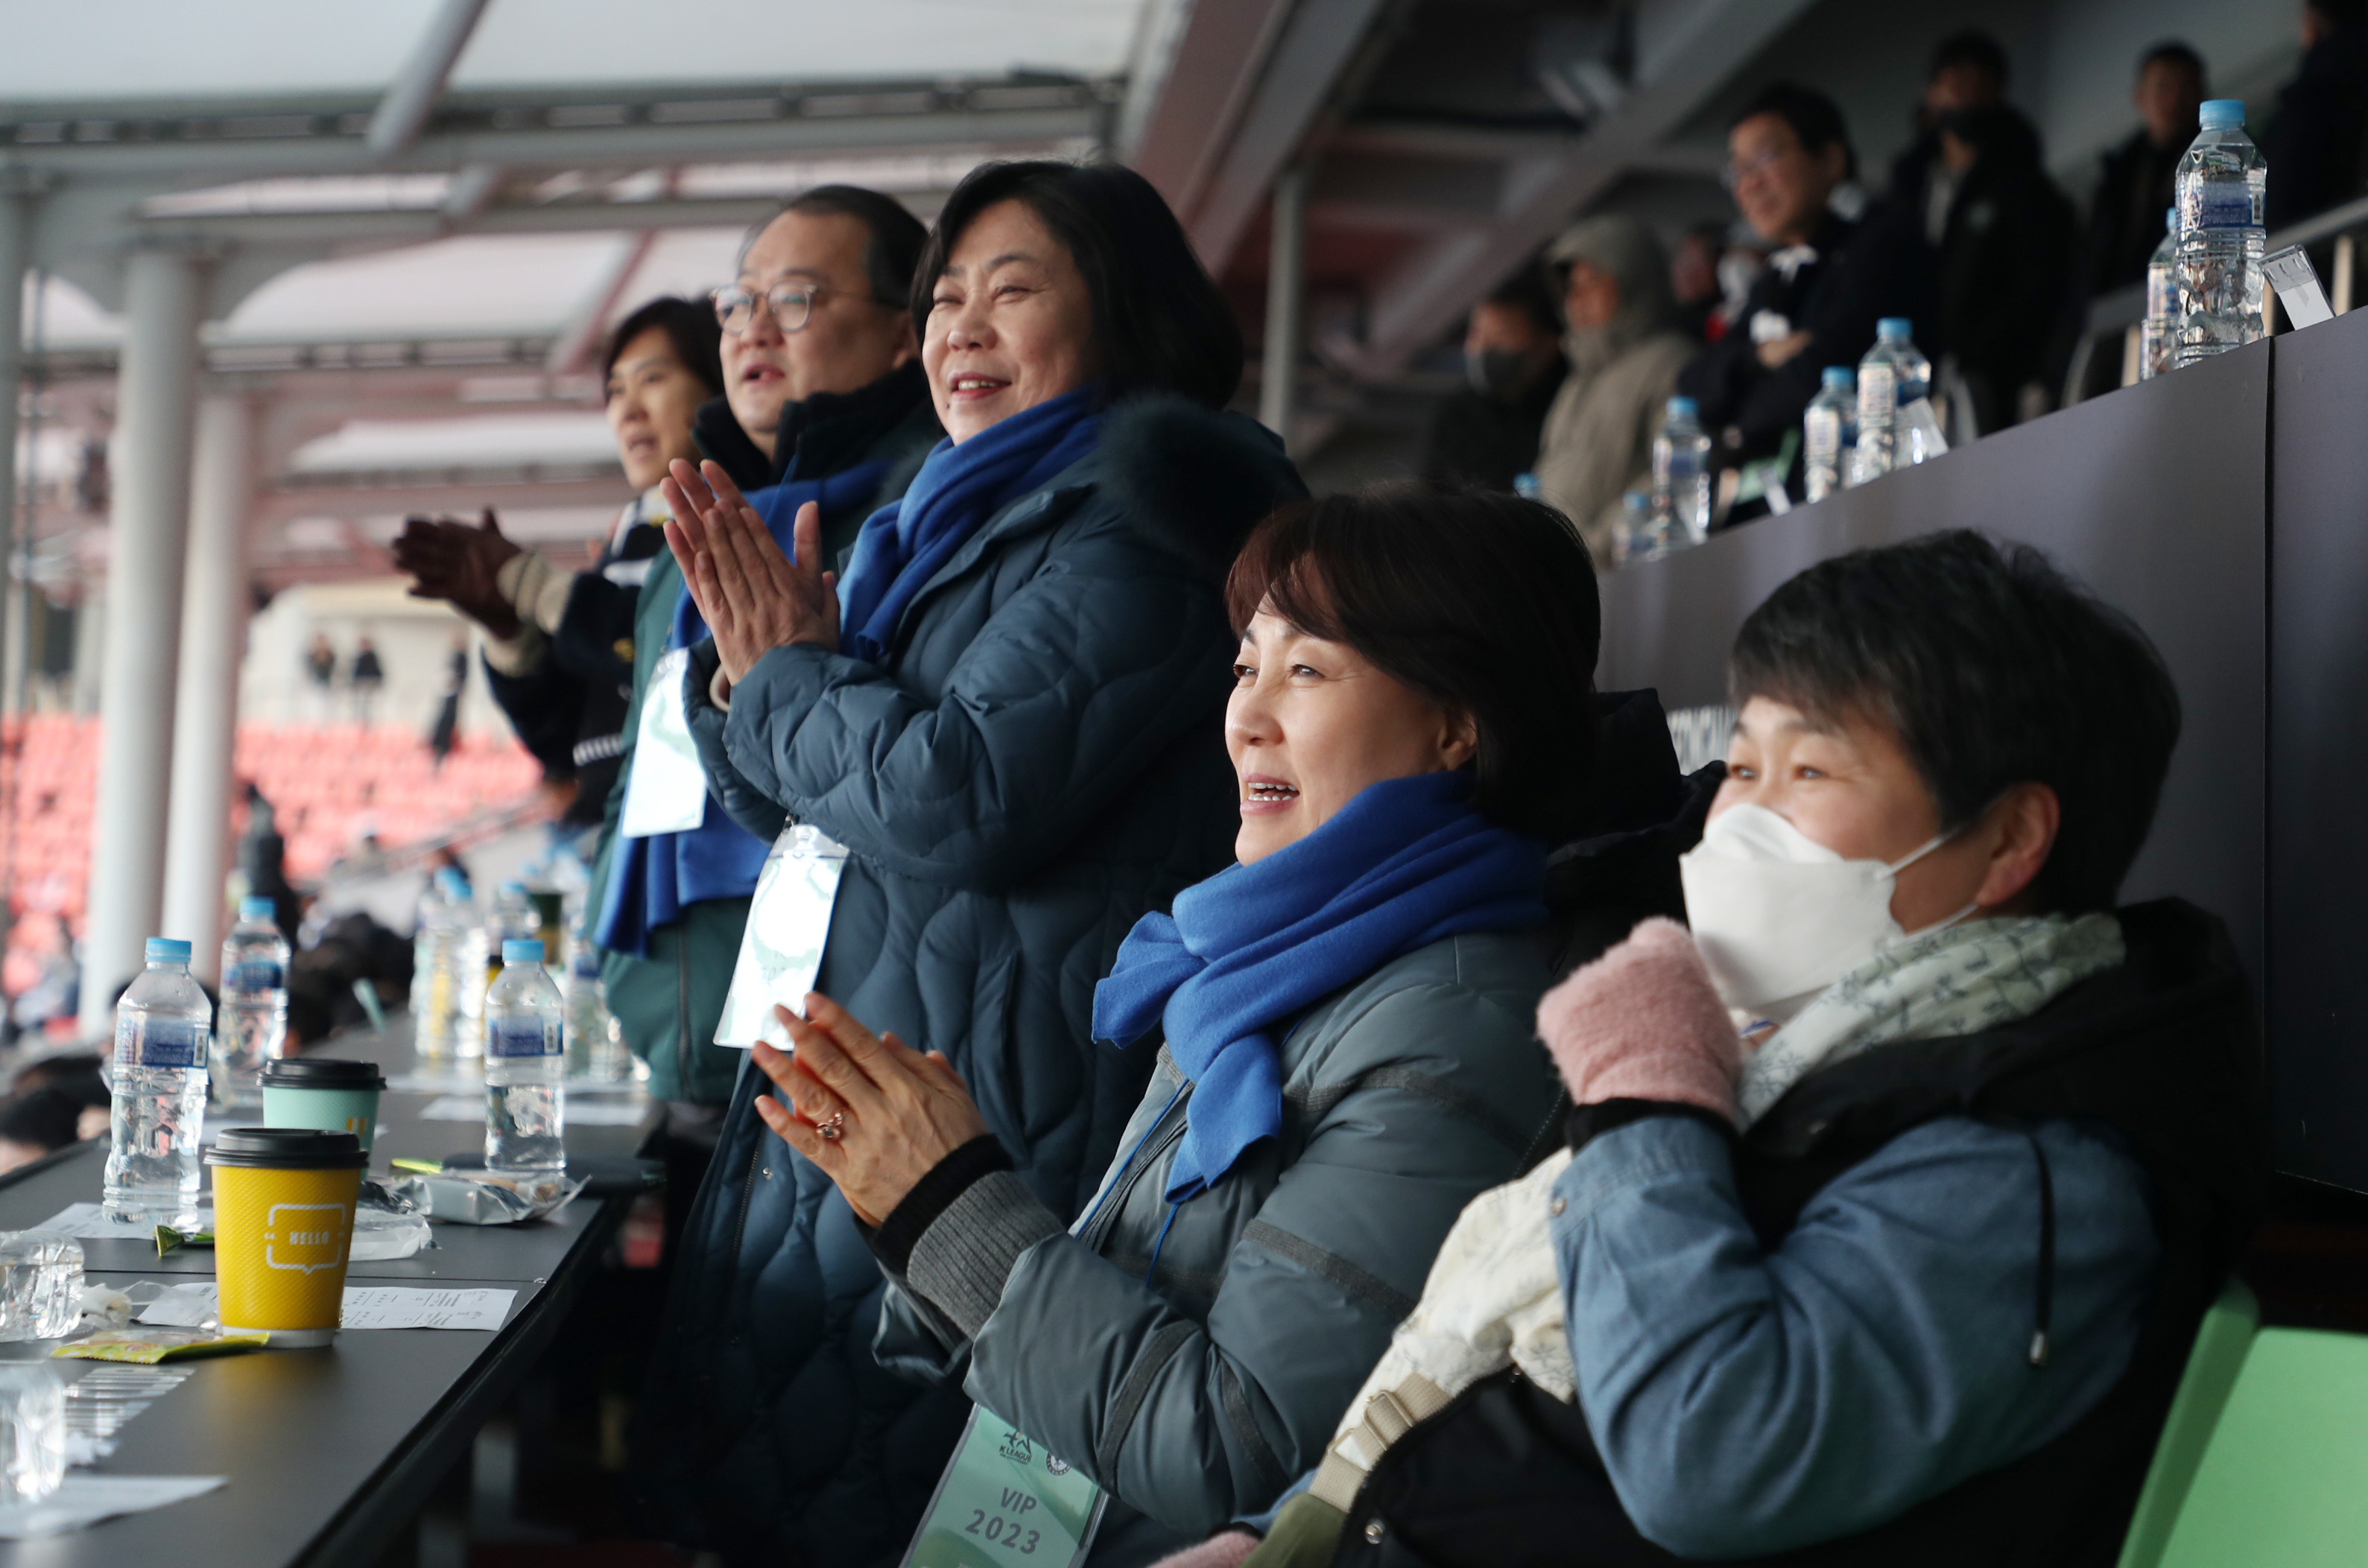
[1805,407,1841,460]
[115,1018,208,1069]
[488,1018,561,1058]
[2185,183,2258,231]
[229,959,285,992]
[2146,264,2177,321]
[1858,364,1896,421]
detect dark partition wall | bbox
[2268,306,2368,1191]
[1598,340,2269,990]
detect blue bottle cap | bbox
[239,895,276,921]
[1665,396,1697,419]
[146,938,192,963]
[2165,207,2177,233]
[1877,317,1911,340]
[2199,100,2244,129]
[502,939,545,965]
[1822,366,1855,390]
[501,881,528,896]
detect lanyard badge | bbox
[902,1405,1105,1568]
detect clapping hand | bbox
[750,993,991,1227]
[661,460,838,688]
[392,509,522,638]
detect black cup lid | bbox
[258,1057,386,1091]
[205,1127,367,1169]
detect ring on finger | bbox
[816,1110,847,1142]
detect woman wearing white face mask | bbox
[1202,530,2266,1568]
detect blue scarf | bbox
[1091,771,1548,1201]
[835,386,1104,664]
[595,460,889,957]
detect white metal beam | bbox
[1343,0,1816,375]
[367,0,495,159]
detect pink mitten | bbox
[1150,1530,1261,1568]
[1537,917,1742,1123]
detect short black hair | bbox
[768,184,930,308]
[1224,483,1601,841]
[1481,263,1561,336]
[0,1086,84,1155]
[917,161,1244,409]
[1730,531,2181,913]
[1730,82,1859,181]
[1930,30,2010,86]
[2139,39,2207,83]
[601,296,724,397]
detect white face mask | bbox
[1678,803,1978,1022]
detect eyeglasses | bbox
[711,282,899,336]
[1720,147,1789,191]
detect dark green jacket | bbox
[629,399,1306,1561]
[583,368,939,1105]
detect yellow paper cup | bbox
[206,1128,367,1348]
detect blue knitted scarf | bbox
[1092,770,1548,1201]
[835,385,1103,664]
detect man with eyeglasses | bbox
[1676,83,1932,515]
[574,186,942,1140]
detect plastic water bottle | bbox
[1650,397,1712,546]
[2174,100,2267,368]
[1851,319,1931,483]
[1802,367,1856,503]
[101,939,212,1228]
[484,939,566,1173]
[2141,209,2178,380]
[409,869,483,1060]
[564,941,627,1082]
[216,895,290,1102]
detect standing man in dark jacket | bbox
[1677,83,1931,477]
[1925,104,2075,432]
[1418,269,1565,492]
[2261,0,2368,231]
[2061,42,2207,401]
[1885,31,2010,255]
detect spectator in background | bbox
[396,297,726,828]
[2260,0,2368,230]
[1670,222,1728,341]
[1533,215,1693,560]
[1677,83,1931,484]
[347,636,384,726]
[303,632,336,723]
[1419,268,1566,492]
[1927,103,2076,431]
[2086,43,2208,296]
[1888,31,2013,247]
[427,631,467,769]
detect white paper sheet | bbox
[415,1093,645,1126]
[0,1474,227,1538]
[134,1282,516,1333]
[32,1202,212,1240]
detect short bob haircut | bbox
[1730,530,2181,913]
[1225,483,1601,842]
[913,161,1244,410]
[601,296,724,399]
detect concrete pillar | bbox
[1257,162,1308,451]
[68,584,103,714]
[0,200,29,721]
[80,248,206,1035]
[161,395,253,983]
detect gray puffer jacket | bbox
[874,927,1563,1566]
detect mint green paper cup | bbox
[259,1058,387,1153]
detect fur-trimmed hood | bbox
[1089,394,1308,580]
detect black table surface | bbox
[0,1018,658,1566]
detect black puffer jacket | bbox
[628,399,1305,1564]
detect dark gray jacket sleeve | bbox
[718,504,1232,894]
[684,636,789,842]
[903,980,1553,1538]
